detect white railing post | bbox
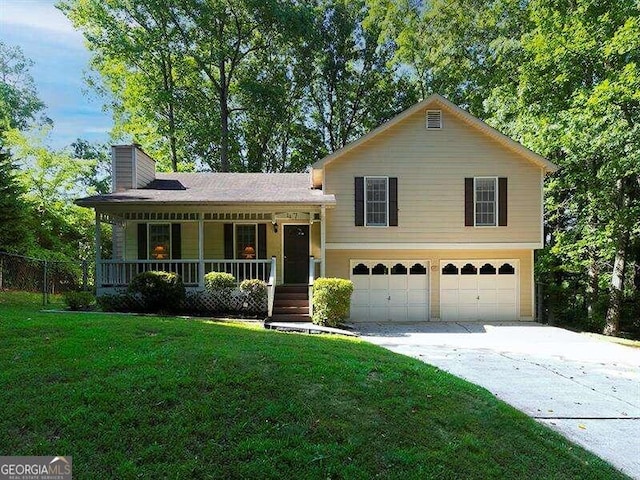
[267,256,276,318]
[308,255,315,318]
[95,211,102,290]
[198,216,205,289]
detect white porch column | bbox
[320,205,326,277]
[95,211,102,290]
[198,214,205,289]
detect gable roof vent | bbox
[426,110,442,129]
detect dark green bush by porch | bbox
[204,272,236,312]
[239,279,267,313]
[312,278,354,327]
[128,271,185,313]
[62,291,94,311]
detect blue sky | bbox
[0,0,113,148]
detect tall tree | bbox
[60,0,310,172]
[0,42,50,131]
[308,0,418,152]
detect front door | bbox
[284,224,309,284]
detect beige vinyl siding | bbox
[181,223,198,258]
[323,109,543,244]
[113,146,134,191]
[311,222,321,258]
[204,223,224,258]
[124,224,137,260]
[326,249,533,319]
[135,149,156,187]
[111,225,124,260]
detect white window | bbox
[149,223,171,259]
[474,177,497,226]
[365,177,388,226]
[235,224,257,259]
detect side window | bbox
[235,224,257,259]
[475,177,497,226]
[365,177,388,226]
[149,224,171,259]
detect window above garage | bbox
[354,177,398,227]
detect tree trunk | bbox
[219,61,230,172]
[604,229,629,335]
[162,54,178,172]
[586,251,599,321]
[604,178,631,336]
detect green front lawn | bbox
[0,292,627,479]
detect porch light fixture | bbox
[272,221,278,233]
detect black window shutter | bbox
[224,223,234,259]
[137,223,147,259]
[355,177,364,226]
[464,178,474,226]
[389,177,398,226]
[257,224,267,259]
[498,177,508,226]
[171,223,181,259]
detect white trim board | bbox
[326,243,542,250]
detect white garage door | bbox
[350,261,429,322]
[440,260,518,321]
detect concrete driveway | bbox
[358,322,640,478]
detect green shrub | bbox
[204,272,236,312]
[128,271,185,313]
[204,272,236,292]
[63,291,95,311]
[239,279,267,313]
[312,278,354,327]
[97,291,144,312]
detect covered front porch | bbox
[94,207,326,294]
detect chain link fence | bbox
[0,252,93,305]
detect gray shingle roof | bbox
[76,172,335,206]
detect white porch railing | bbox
[308,257,322,318]
[267,256,277,317]
[99,259,272,288]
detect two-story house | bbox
[77,94,558,322]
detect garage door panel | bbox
[479,290,497,304]
[407,290,427,305]
[441,259,519,321]
[408,306,427,321]
[497,276,517,288]
[389,275,407,290]
[350,260,429,322]
[389,306,408,321]
[370,276,389,290]
[479,276,497,288]
[408,276,427,290]
[351,291,370,307]
[351,305,369,320]
[389,290,408,305]
[459,277,479,289]
[459,290,479,304]
[497,290,516,303]
[440,276,459,289]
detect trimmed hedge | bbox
[204,272,236,312]
[63,291,95,311]
[204,272,236,292]
[312,278,354,327]
[128,271,185,313]
[239,279,267,313]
